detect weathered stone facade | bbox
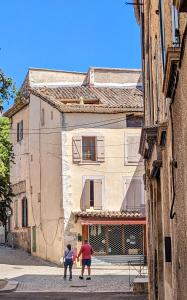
[134,1,187,299]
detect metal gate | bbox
[89,224,144,256]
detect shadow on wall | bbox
[64,212,77,251]
[120,162,145,214]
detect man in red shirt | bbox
[77,239,94,280]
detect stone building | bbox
[134,0,187,299]
[4,67,145,265]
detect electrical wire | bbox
[7,115,128,131]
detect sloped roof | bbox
[29,86,143,114]
[4,67,143,117]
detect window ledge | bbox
[163,47,180,98]
[78,162,101,165]
[124,162,142,166]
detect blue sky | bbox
[1,0,141,110]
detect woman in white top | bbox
[63,244,74,280]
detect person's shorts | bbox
[82,259,91,266]
[64,259,73,267]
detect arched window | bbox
[22,197,28,227]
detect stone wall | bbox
[137,1,187,299]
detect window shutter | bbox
[81,180,90,211]
[72,136,81,163]
[94,179,102,209]
[97,136,105,162]
[124,178,142,211]
[126,135,141,164]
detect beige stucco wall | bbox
[9,95,144,264]
[10,95,64,263]
[61,112,144,251]
[28,95,64,262]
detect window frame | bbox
[82,176,104,210]
[22,197,28,228]
[14,199,18,228]
[159,0,166,70]
[90,180,94,207]
[171,5,180,46]
[41,108,45,126]
[126,115,144,128]
[82,136,97,162]
[17,120,23,142]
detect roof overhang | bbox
[134,0,141,25]
[80,219,146,225]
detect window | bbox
[171,5,179,46]
[173,0,187,13]
[155,41,160,123]
[125,134,141,164]
[17,121,23,142]
[14,200,18,228]
[22,197,28,227]
[82,137,96,161]
[159,0,166,69]
[126,115,144,128]
[90,180,94,207]
[81,179,102,210]
[123,177,144,211]
[72,136,105,163]
[41,108,45,126]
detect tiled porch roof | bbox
[73,210,145,219]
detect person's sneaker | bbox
[63,276,67,280]
[79,276,84,280]
[69,277,72,281]
[86,277,91,280]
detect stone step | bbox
[92,255,145,266]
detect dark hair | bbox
[67,244,71,251]
[84,240,88,243]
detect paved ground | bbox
[0,245,147,297]
[0,292,147,300]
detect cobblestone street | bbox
[0,246,146,299]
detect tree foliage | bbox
[0,69,16,112]
[0,117,14,224]
[0,70,16,225]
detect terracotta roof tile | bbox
[34,86,143,108]
[4,84,143,117]
[73,210,144,219]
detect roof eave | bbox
[134,0,141,25]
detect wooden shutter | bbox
[126,135,141,163]
[97,136,105,162]
[72,136,81,163]
[124,178,142,210]
[94,179,102,209]
[81,180,90,211]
